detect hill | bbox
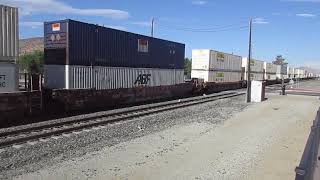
[19,37,44,55]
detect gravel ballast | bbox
[10,94,319,180]
[0,95,248,179]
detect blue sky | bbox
[1,0,319,68]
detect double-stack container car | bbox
[44,19,185,89]
[0,5,19,92]
[242,58,264,81]
[191,49,243,82]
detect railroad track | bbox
[0,91,244,148]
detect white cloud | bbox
[253,18,269,24]
[20,21,43,28]
[131,21,151,27]
[1,0,129,19]
[106,25,126,31]
[192,0,208,5]
[296,13,317,17]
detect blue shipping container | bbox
[44,19,185,69]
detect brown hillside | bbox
[19,37,44,55]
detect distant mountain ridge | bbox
[19,37,44,55]
[298,67,320,74]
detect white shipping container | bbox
[264,62,277,80]
[191,49,243,83]
[242,57,264,81]
[192,49,242,72]
[242,57,264,73]
[294,69,300,77]
[44,65,184,89]
[0,5,19,63]
[294,69,305,78]
[0,63,18,92]
[264,62,277,74]
[299,69,306,78]
[287,67,295,78]
[276,65,283,79]
[191,70,242,83]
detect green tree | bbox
[184,58,192,78]
[18,50,44,73]
[273,55,286,65]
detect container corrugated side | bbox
[44,65,184,89]
[44,19,185,69]
[264,62,277,80]
[264,62,277,74]
[242,57,264,81]
[192,49,242,72]
[0,5,18,63]
[242,57,264,73]
[209,50,242,72]
[191,70,242,82]
[192,49,210,70]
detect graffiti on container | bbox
[0,75,6,88]
[135,74,151,85]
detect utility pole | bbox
[151,17,154,37]
[246,18,253,103]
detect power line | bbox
[158,21,247,31]
[157,24,248,33]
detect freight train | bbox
[39,19,317,113]
[0,5,317,125]
[0,17,317,125]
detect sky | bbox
[1,0,319,68]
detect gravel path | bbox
[0,95,248,179]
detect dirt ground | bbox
[13,94,320,180]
